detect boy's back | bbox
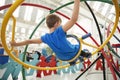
[41,26,79,61]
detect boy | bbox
[10,0,91,65]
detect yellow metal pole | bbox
[1,0,119,70]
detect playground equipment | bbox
[0,0,120,80]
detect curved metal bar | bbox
[10,15,16,51]
[0,0,119,74]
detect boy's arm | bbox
[62,0,80,32]
[10,38,42,47]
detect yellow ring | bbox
[1,0,119,70]
[92,0,119,55]
[81,39,98,49]
[0,0,73,70]
[10,15,16,51]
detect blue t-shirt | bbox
[41,26,79,61]
[0,48,4,55]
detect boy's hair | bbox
[46,14,61,29]
[0,43,2,47]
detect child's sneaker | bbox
[78,56,84,62]
[80,50,91,58]
[69,61,76,66]
[69,59,78,66]
[86,52,91,58]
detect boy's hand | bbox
[10,40,16,46]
